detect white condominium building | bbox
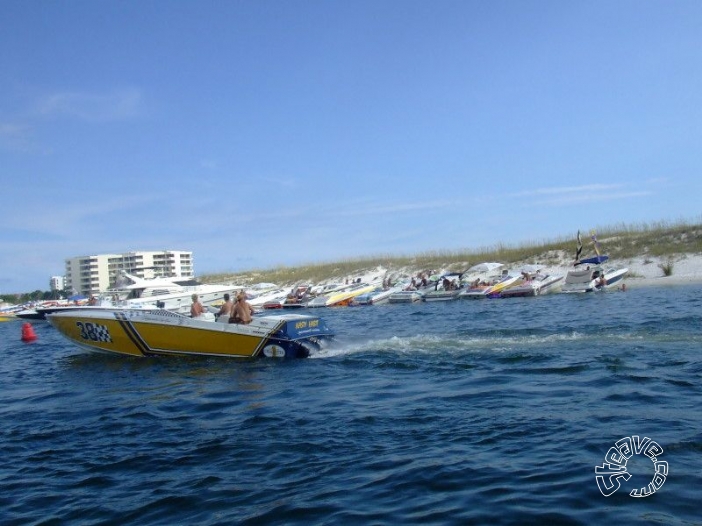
[50,275,65,293]
[65,250,194,295]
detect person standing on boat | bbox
[190,293,205,318]
[216,293,234,322]
[230,292,254,324]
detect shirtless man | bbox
[216,293,234,321]
[190,293,205,318]
[230,292,254,324]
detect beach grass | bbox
[202,218,702,286]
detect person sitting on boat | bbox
[597,275,607,288]
[216,293,233,322]
[190,293,205,318]
[88,295,97,306]
[230,292,254,324]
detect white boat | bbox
[307,282,378,307]
[47,308,334,359]
[352,282,408,305]
[561,232,628,293]
[98,271,244,315]
[246,287,289,308]
[458,273,520,299]
[423,272,464,302]
[499,272,564,298]
[456,263,504,299]
[386,274,437,303]
[387,290,424,303]
[561,256,628,293]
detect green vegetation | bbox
[201,218,702,286]
[1,289,71,305]
[659,257,675,277]
[3,219,699,301]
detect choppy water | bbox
[2,285,701,525]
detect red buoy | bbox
[21,322,37,342]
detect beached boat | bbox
[499,272,564,297]
[560,232,629,293]
[307,282,378,307]
[423,272,465,302]
[352,285,404,305]
[561,256,628,293]
[456,263,505,299]
[46,308,334,359]
[387,290,424,303]
[458,273,520,299]
[246,287,289,308]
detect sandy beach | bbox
[350,253,702,290]
[504,254,702,287]
[569,254,702,288]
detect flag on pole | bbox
[575,230,583,262]
[591,231,600,257]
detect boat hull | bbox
[387,291,423,303]
[499,275,564,298]
[46,309,334,359]
[561,267,628,293]
[423,290,461,301]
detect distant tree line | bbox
[1,289,73,304]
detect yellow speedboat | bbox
[47,308,334,359]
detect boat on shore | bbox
[560,232,629,293]
[352,283,407,305]
[423,272,465,302]
[499,272,564,297]
[46,308,334,359]
[561,256,628,293]
[387,290,424,303]
[459,273,520,299]
[306,281,379,307]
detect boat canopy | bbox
[576,255,609,266]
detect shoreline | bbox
[344,254,702,291]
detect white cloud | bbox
[35,88,142,121]
[510,183,625,198]
[0,121,35,152]
[531,190,652,207]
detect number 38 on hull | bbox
[46,309,334,359]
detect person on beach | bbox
[216,293,233,321]
[190,293,205,318]
[230,291,254,324]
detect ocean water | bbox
[1,284,701,525]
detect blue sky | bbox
[1,1,701,293]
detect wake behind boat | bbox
[47,309,334,359]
